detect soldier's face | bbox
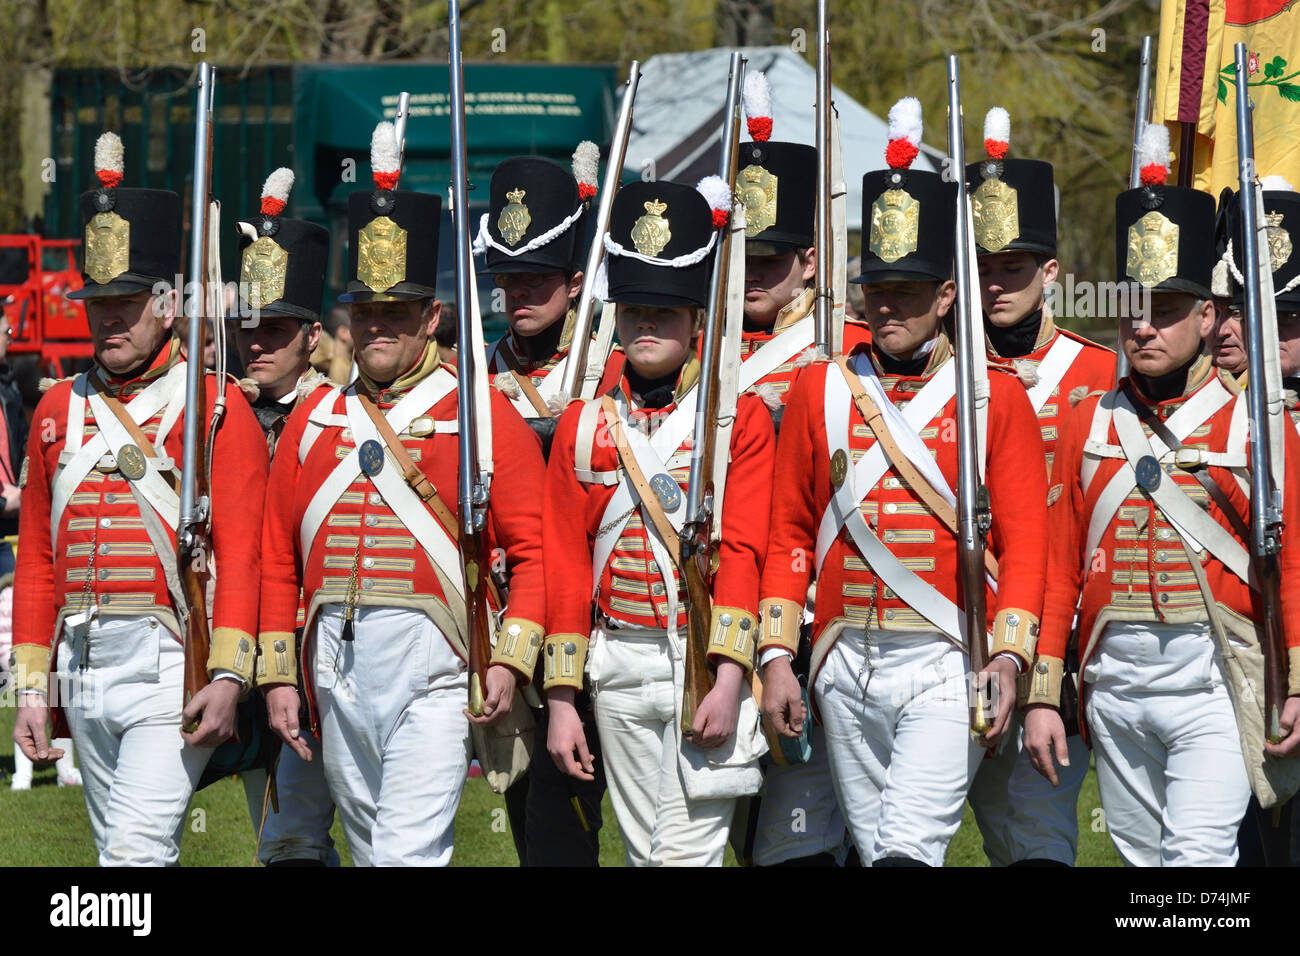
[615,303,696,380]
[494,270,582,338]
[977,251,1057,329]
[350,298,439,385]
[1121,292,1214,378]
[861,280,955,358]
[1209,304,1246,376]
[86,289,175,375]
[236,315,320,401]
[744,248,814,328]
[1278,311,1300,378]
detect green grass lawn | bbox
[0,703,1119,866]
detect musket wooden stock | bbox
[1260,554,1287,742]
[462,524,494,716]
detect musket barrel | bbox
[563,61,641,399]
[813,0,833,353]
[1129,37,1154,190]
[449,0,480,536]
[684,52,744,530]
[1234,42,1278,558]
[180,62,214,533]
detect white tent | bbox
[622,46,945,232]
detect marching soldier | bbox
[1024,137,1300,865]
[473,150,620,865]
[962,107,1116,867]
[543,178,774,866]
[11,132,268,865]
[1213,178,1300,866]
[732,71,852,866]
[258,124,548,866]
[758,99,1049,866]
[232,167,339,867]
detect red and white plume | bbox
[744,71,773,142]
[983,107,1010,160]
[572,140,600,201]
[370,121,401,191]
[885,97,922,170]
[94,131,124,189]
[260,167,294,216]
[697,174,732,229]
[1137,123,1171,187]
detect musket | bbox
[179,63,217,717]
[947,56,994,739]
[393,91,412,173]
[563,61,641,401]
[449,0,494,717]
[1118,35,1155,380]
[813,0,835,355]
[680,52,745,738]
[1233,41,1289,742]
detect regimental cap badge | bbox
[84,131,130,285]
[241,167,293,309]
[870,98,923,263]
[972,107,1020,253]
[631,198,671,256]
[1126,125,1178,286]
[498,188,532,246]
[739,164,778,238]
[1266,209,1293,272]
[1260,179,1296,275]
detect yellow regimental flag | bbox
[1154,0,1300,194]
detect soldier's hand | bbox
[13,695,64,762]
[180,678,241,748]
[760,654,805,738]
[1023,704,1069,787]
[979,656,1019,747]
[265,684,312,761]
[547,689,595,781]
[1265,695,1300,759]
[467,664,516,727]
[691,660,744,749]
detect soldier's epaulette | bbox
[1068,385,1105,407]
[1056,325,1116,355]
[986,363,1021,379]
[1218,367,1244,395]
[297,366,335,397]
[38,376,74,394]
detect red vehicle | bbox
[0,235,90,377]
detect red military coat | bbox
[759,335,1049,682]
[12,340,268,691]
[258,345,548,696]
[541,363,776,689]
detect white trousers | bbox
[313,604,471,867]
[55,614,212,866]
[815,629,983,867]
[753,725,850,865]
[591,634,736,866]
[1084,621,1251,867]
[967,711,1090,866]
[257,733,339,865]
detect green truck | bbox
[46,62,619,336]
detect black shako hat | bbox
[236,167,329,321]
[1114,124,1215,299]
[854,97,956,285]
[69,131,181,300]
[339,121,440,303]
[963,107,1056,257]
[1221,180,1300,311]
[480,153,595,275]
[736,141,817,253]
[605,180,721,309]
